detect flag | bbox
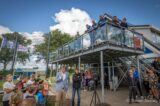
[17,44,29,52]
[1,37,15,49]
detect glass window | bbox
[82,33,91,49]
[152,32,160,43]
[152,32,157,43]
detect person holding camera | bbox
[72,68,82,106]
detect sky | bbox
[0,0,160,70]
[0,0,160,35]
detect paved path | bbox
[66,87,160,106]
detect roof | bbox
[130,25,160,34]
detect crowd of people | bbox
[128,58,160,104]
[74,13,128,47]
[1,12,159,106]
[2,58,160,106]
[2,74,50,106]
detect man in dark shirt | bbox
[72,68,82,106]
[152,58,160,76]
[98,15,106,26]
[92,20,98,29]
[120,17,128,28]
[152,58,160,70]
[128,70,139,104]
[112,16,120,26]
[85,24,92,33]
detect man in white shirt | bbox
[3,74,15,106]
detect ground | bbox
[65,87,160,106]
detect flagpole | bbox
[46,32,51,77]
[0,35,5,52]
[11,33,18,74]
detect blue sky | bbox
[0,0,160,33]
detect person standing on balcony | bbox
[85,24,92,33]
[111,16,121,44]
[92,20,98,29]
[55,65,69,106]
[112,16,120,26]
[85,24,94,46]
[75,32,80,39]
[98,15,106,26]
[120,17,128,46]
[120,17,128,28]
[72,68,82,106]
[75,32,81,51]
[91,20,97,45]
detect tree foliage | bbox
[0,32,32,70]
[35,30,73,62]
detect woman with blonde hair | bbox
[2,74,15,106]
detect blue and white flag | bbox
[1,37,15,49]
[17,44,29,52]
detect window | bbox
[152,32,157,43]
[152,32,160,43]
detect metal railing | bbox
[51,22,144,61]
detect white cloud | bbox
[0,25,12,35]
[50,8,92,36]
[21,31,44,52]
[22,31,44,45]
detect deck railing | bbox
[51,22,144,61]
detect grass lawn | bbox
[0,80,4,90]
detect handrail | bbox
[55,21,144,51]
[52,22,144,58]
[143,36,160,50]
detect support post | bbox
[56,62,59,74]
[136,56,142,92]
[50,63,53,78]
[112,62,115,91]
[78,56,81,72]
[108,62,111,81]
[100,51,104,103]
[46,32,51,77]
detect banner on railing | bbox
[134,37,141,49]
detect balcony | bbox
[51,22,144,64]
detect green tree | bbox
[35,29,73,62]
[0,32,32,71]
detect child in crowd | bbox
[43,80,49,97]
[36,84,46,106]
[25,86,37,100]
[22,86,37,106]
[16,76,28,92]
[3,74,15,106]
[27,74,35,85]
